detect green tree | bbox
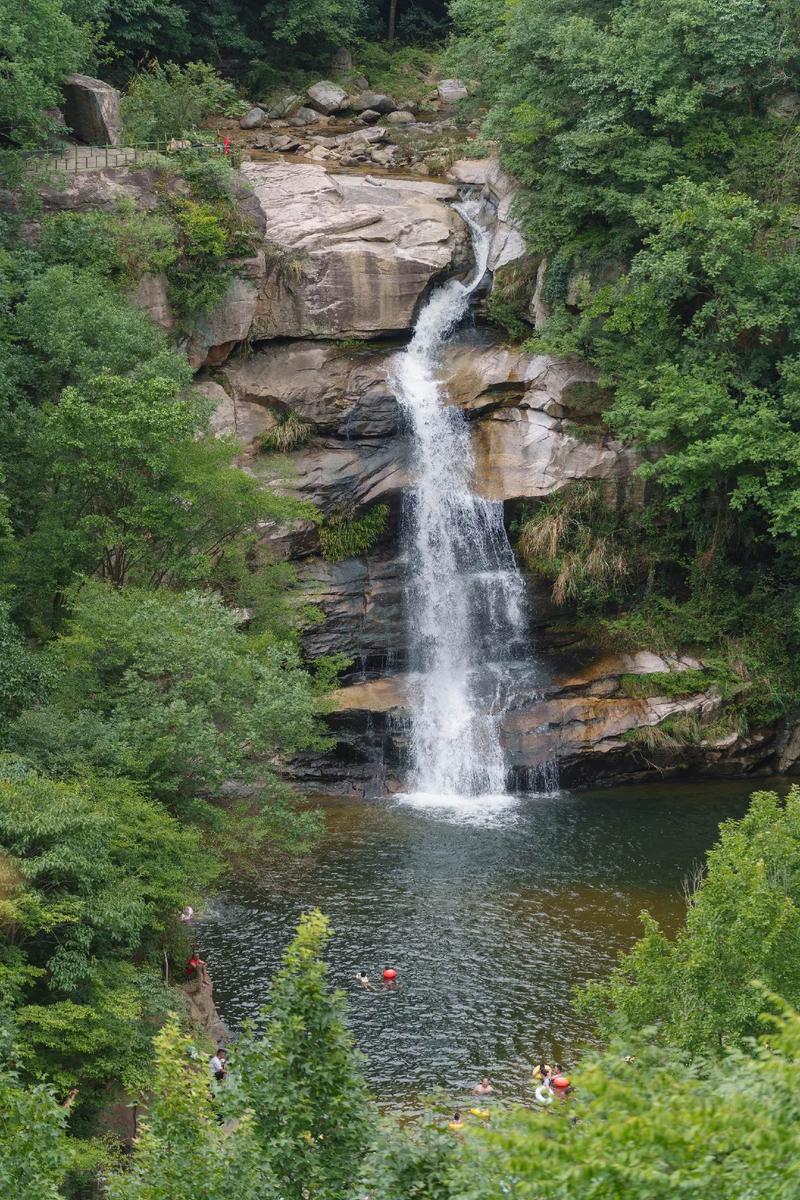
[121,61,238,143]
[581,786,800,1054]
[362,1109,457,1200]
[234,909,372,1200]
[0,604,47,736]
[260,0,367,49]
[11,583,327,846]
[476,0,792,257]
[10,372,313,629]
[0,0,90,155]
[0,1058,71,1200]
[448,1008,800,1200]
[8,265,187,400]
[106,1016,273,1200]
[0,763,214,1093]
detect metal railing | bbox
[24,138,243,177]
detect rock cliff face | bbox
[241,164,471,340]
[195,162,786,789]
[35,155,790,790]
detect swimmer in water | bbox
[355,971,375,991]
[448,1110,464,1131]
[473,1076,494,1096]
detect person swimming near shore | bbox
[473,1076,494,1096]
[448,1110,464,1131]
[355,971,375,991]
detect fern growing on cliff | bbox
[319,504,389,562]
[259,411,312,453]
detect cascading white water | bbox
[394,199,552,797]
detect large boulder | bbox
[240,106,266,129]
[307,81,350,114]
[62,74,122,146]
[287,106,322,127]
[269,94,300,119]
[437,79,468,103]
[421,340,642,503]
[242,163,470,339]
[470,401,640,503]
[349,92,397,114]
[448,156,526,272]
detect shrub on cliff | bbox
[106,1017,272,1200]
[121,61,238,144]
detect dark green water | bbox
[195,777,782,1105]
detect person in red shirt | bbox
[185,949,207,980]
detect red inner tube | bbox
[552,1074,570,1089]
[383,968,397,980]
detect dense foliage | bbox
[106,1017,271,1200]
[0,763,214,1097]
[453,0,800,729]
[4,3,800,1197]
[0,0,339,1151]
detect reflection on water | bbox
[195,777,781,1105]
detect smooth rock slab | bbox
[298,554,406,660]
[221,340,399,438]
[253,437,408,514]
[184,270,261,369]
[242,162,469,339]
[194,379,277,451]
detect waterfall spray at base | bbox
[393,199,558,798]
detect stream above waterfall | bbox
[195,777,783,1107]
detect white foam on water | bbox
[394,790,520,829]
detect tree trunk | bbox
[388,0,398,41]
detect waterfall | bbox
[394,199,555,797]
